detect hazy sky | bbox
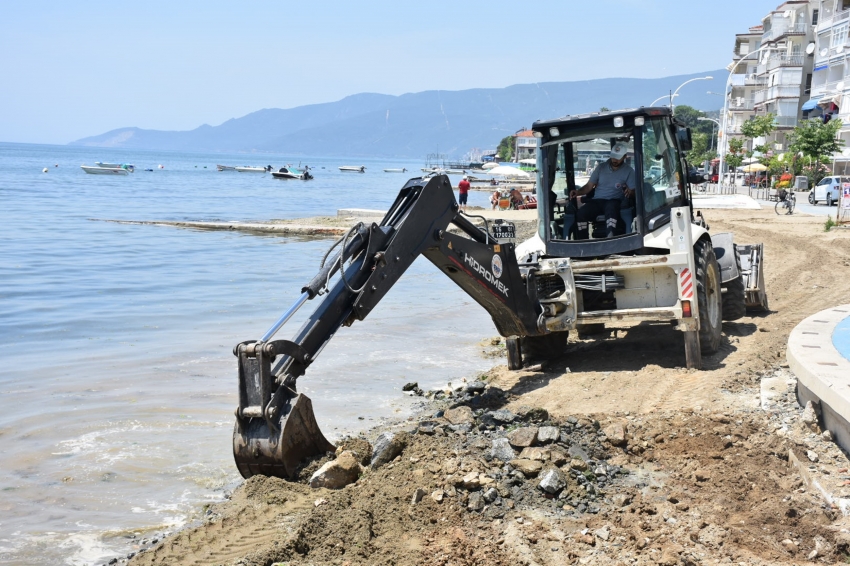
[1,0,772,144]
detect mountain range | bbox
[70,71,727,158]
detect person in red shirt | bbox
[458,176,471,212]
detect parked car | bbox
[809,175,849,206]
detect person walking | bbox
[458,176,471,212]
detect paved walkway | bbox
[787,305,850,452]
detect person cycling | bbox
[570,142,636,239]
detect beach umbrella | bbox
[488,166,530,178]
[739,163,768,172]
[481,162,499,170]
[518,158,537,165]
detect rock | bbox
[370,432,408,469]
[594,526,610,542]
[431,490,444,503]
[780,539,796,553]
[309,451,363,489]
[549,447,569,466]
[335,438,372,466]
[508,427,538,448]
[823,430,833,441]
[802,401,818,425]
[538,468,566,494]
[448,423,473,434]
[693,469,711,482]
[807,450,819,463]
[603,422,627,446]
[807,549,818,560]
[489,438,517,462]
[568,445,590,461]
[411,488,426,504]
[445,406,474,425]
[509,459,543,476]
[515,406,549,422]
[462,472,481,490]
[570,458,588,472]
[479,409,517,427]
[518,447,549,461]
[537,426,560,444]
[417,420,438,435]
[442,459,459,474]
[611,493,631,507]
[483,487,499,503]
[466,381,487,394]
[467,491,485,512]
[402,382,419,392]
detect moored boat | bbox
[339,165,365,173]
[217,164,236,171]
[272,166,313,180]
[95,162,135,172]
[235,166,272,173]
[383,168,407,173]
[80,165,130,175]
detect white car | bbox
[809,175,848,206]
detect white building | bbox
[809,0,850,147]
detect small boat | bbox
[235,166,272,173]
[95,162,134,172]
[339,166,366,173]
[81,165,130,175]
[216,164,236,171]
[383,168,407,173]
[272,166,313,180]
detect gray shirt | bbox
[589,160,636,200]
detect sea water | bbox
[0,143,503,565]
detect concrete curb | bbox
[788,304,850,454]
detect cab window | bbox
[640,118,684,216]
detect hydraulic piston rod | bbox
[261,291,310,342]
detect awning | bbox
[802,97,822,111]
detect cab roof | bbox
[532,106,672,131]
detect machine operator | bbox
[569,142,636,239]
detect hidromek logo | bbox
[464,253,509,297]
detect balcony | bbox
[728,97,757,111]
[810,80,844,97]
[762,21,808,42]
[754,85,802,104]
[773,115,800,128]
[766,54,805,70]
[817,8,850,31]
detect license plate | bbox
[492,223,516,240]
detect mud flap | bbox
[233,393,335,479]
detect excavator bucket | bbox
[233,393,335,479]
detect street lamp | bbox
[698,117,721,153]
[670,76,714,110]
[650,94,678,107]
[718,43,774,186]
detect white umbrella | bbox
[481,162,499,170]
[488,166,530,178]
[518,158,537,165]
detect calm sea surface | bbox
[0,143,500,565]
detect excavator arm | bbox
[233,175,543,478]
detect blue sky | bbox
[1,0,772,144]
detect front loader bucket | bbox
[738,243,769,311]
[233,393,336,479]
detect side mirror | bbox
[677,126,693,151]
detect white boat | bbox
[339,165,366,173]
[95,162,134,172]
[235,166,271,173]
[216,164,236,171]
[80,165,130,175]
[383,168,407,173]
[272,166,313,180]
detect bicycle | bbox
[775,189,795,215]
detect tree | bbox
[673,105,714,138]
[740,114,776,159]
[497,135,515,161]
[726,138,745,173]
[788,119,844,183]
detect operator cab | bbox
[532,107,699,258]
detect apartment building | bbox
[722,1,818,155]
[810,0,850,147]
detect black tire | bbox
[774,200,784,215]
[809,191,816,205]
[506,337,522,370]
[721,245,746,321]
[695,239,722,355]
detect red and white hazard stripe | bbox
[679,268,694,299]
